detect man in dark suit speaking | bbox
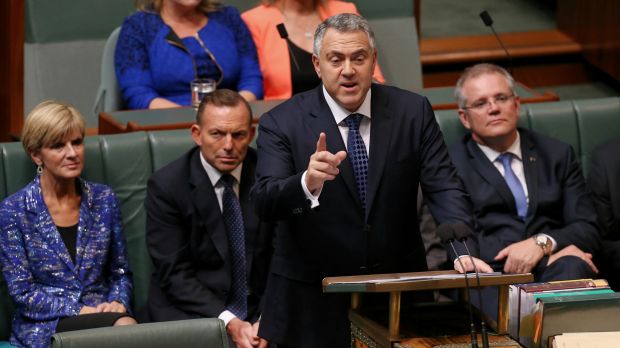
[252,14,491,348]
[144,89,273,348]
[449,63,600,280]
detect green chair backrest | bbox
[369,16,422,92]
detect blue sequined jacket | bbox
[0,177,133,348]
[115,6,263,109]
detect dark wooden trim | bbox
[420,30,582,66]
[100,111,261,135]
[431,91,558,111]
[98,112,128,134]
[0,0,24,142]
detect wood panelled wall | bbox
[0,0,24,141]
[558,0,620,82]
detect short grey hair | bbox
[313,13,376,56]
[454,63,517,109]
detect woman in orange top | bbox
[242,0,384,100]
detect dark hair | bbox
[195,89,252,125]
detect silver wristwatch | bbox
[534,234,551,255]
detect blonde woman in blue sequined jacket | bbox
[0,101,135,348]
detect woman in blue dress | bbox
[115,0,263,109]
[0,101,135,347]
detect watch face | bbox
[536,235,548,248]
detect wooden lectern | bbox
[323,270,533,348]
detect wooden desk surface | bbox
[323,270,533,293]
[99,99,283,134]
[99,85,556,134]
[424,82,557,110]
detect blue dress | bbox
[0,177,133,347]
[115,6,263,109]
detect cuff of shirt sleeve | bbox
[218,310,236,327]
[301,171,322,208]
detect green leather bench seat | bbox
[0,97,619,342]
[50,318,227,348]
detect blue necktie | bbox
[220,174,247,319]
[345,114,369,209]
[497,153,528,220]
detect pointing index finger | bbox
[316,132,327,153]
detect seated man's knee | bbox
[542,255,594,281]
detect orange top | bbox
[242,1,385,100]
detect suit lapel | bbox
[75,180,93,272]
[188,150,228,260]
[366,87,392,216]
[465,138,519,214]
[305,87,360,206]
[239,150,257,273]
[520,131,539,227]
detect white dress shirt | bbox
[199,152,243,326]
[475,133,556,251]
[301,86,372,207]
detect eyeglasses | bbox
[462,94,515,111]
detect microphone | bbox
[479,10,513,76]
[276,23,301,72]
[436,224,479,348]
[453,223,490,348]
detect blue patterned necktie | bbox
[497,153,528,220]
[345,113,369,209]
[220,174,247,319]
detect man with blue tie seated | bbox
[252,13,492,348]
[144,89,273,348]
[449,63,601,284]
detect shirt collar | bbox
[199,151,243,187]
[477,132,523,163]
[322,85,372,124]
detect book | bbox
[551,331,620,348]
[518,288,614,345]
[507,279,609,340]
[527,292,620,348]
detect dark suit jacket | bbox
[144,147,273,323]
[588,138,620,240]
[449,129,600,269]
[588,138,620,290]
[252,84,473,347]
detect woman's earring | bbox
[37,164,43,175]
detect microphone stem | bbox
[448,242,479,348]
[489,26,513,76]
[463,242,490,348]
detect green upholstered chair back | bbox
[24,0,134,128]
[93,27,124,117]
[369,16,423,92]
[51,318,228,348]
[222,0,415,18]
